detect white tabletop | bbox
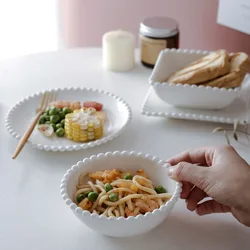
[0,48,249,250]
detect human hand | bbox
[167,145,250,227]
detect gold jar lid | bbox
[140,16,179,38]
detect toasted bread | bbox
[166,50,230,84]
[202,52,250,88]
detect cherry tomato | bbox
[83,101,103,111]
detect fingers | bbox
[180,181,194,199]
[196,200,231,216]
[167,146,215,166]
[168,162,211,190]
[186,186,207,211]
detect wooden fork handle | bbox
[12,111,43,159]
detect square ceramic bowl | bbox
[60,151,181,237]
[149,49,243,110]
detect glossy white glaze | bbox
[5,87,132,151]
[150,49,247,109]
[61,151,182,237]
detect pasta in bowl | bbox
[74,169,172,218]
[61,151,182,237]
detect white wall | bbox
[0,0,59,60]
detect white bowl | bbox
[149,49,243,110]
[60,151,182,237]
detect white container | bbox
[149,49,242,110]
[60,151,181,237]
[102,30,135,72]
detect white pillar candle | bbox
[102,30,135,72]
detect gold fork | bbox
[12,91,56,159]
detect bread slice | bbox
[166,50,230,85]
[202,52,250,88]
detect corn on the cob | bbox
[65,108,104,142]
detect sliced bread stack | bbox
[166,50,250,88]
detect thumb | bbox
[168,162,211,190]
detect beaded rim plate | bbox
[5,87,132,151]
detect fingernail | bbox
[167,167,174,177]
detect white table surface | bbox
[0,48,249,250]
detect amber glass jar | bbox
[140,16,179,68]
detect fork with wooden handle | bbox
[12,91,56,159]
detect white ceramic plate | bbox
[141,87,249,125]
[149,49,247,110]
[6,87,132,151]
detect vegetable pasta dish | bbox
[74,169,172,218]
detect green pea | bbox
[104,183,113,192]
[77,193,86,203]
[109,192,118,202]
[59,111,65,119]
[56,128,65,137]
[45,121,51,125]
[46,107,51,115]
[84,191,91,197]
[63,107,72,115]
[56,123,63,129]
[88,192,98,202]
[61,119,65,126]
[155,185,166,194]
[50,115,60,123]
[124,174,133,180]
[45,115,50,121]
[38,117,46,124]
[49,107,59,115]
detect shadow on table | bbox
[6,123,140,171]
[150,116,250,157]
[96,213,249,250]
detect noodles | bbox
[73,168,172,218]
[133,175,155,194]
[87,181,97,192]
[118,192,125,217]
[126,199,134,211]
